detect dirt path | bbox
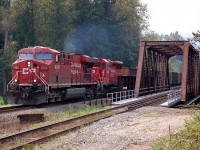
[38,106,192,150]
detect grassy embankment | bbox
[46,106,107,122]
[27,105,110,129]
[154,110,200,150]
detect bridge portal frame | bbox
[135,41,199,102]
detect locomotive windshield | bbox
[19,53,33,59]
[93,63,100,67]
[35,53,52,60]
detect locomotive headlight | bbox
[14,79,18,82]
[27,61,31,67]
[33,79,37,83]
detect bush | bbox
[0,96,7,105]
[154,112,200,150]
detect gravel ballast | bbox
[38,106,192,150]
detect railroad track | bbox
[0,90,176,150]
[176,105,200,110]
[0,99,88,115]
[0,100,82,114]
[0,105,35,114]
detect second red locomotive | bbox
[7,46,123,105]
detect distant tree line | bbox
[142,30,185,73]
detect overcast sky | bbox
[141,0,200,37]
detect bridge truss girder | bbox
[135,41,199,102]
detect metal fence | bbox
[107,90,135,103]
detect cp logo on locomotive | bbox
[22,68,29,74]
[22,68,36,74]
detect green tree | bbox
[192,30,200,49]
[142,30,161,41]
[0,0,17,95]
[0,0,10,95]
[12,0,36,49]
[0,42,17,95]
[161,31,184,41]
[142,30,183,73]
[192,30,200,41]
[33,0,77,50]
[66,0,148,67]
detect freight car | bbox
[118,69,181,91]
[7,46,123,105]
[169,72,182,86]
[121,67,137,76]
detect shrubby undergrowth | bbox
[0,96,7,105]
[154,110,200,150]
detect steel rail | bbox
[0,105,35,114]
[0,90,177,150]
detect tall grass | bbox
[154,112,200,150]
[46,106,103,122]
[29,106,106,129]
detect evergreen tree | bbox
[0,0,17,95]
[142,30,183,73]
[34,0,77,50]
[12,0,36,48]
[192,30,200,49]
[65,0,148,67]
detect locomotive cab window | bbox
[36,53,52,60]
[19,53,33,59]
[102,63,109,69]
[102,63,106,69]
[55,54,60,62]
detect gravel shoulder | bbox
[38,106,192,150]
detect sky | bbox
[141,0,200,37]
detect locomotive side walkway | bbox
[112,89,180,107]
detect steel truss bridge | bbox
[135,41,199,103]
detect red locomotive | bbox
[7,46,123,105]
[92,59,123,85]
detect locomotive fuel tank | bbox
[63,88,86,100]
